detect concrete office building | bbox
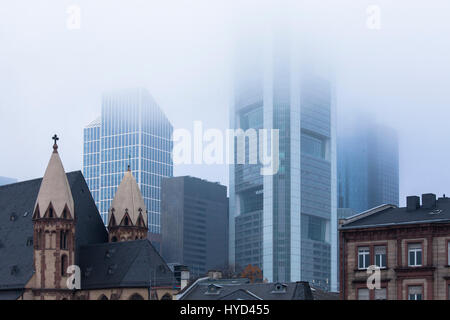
[161,176,228,278]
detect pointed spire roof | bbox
[34,135,74,218]
[108,169,147,228]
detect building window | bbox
[448,241,450,265]
[301,133,326,159]
[408,286,423,300]
[60,231,68,250]
[358,247,370,270]
[61,255,68,276]
[408,243,422,267]
[357,288,370,300]
[374,288,387,300]
[375,246,387,268]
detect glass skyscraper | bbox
[83,88,173,235]
[337,113,399,215]
[229,25,337,291]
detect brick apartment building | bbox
[339,193,450,300]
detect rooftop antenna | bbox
[127,154,131,171]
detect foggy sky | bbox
[1,0,450,206]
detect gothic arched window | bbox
[161,293,172,300]
[61,255,68,276]
[60,231,68,249]
[129,293,144,300]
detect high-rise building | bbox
[0,176,17,186]
[337,114,399,216]
[229,25,337,290]
[161,176,229,278]
[83,88,173,240]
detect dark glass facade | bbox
[161,176,229,278]
[337,115,399,216]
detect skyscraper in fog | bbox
[83,88,173,240]
[337,114,399,215]
[229,23,337,290]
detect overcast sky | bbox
[1,0,449,206]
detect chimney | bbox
[406,196,420,211]
[179,267,190,291]
[207,270,223,280]
[422,193,436,209]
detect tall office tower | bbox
[161,176,229,278]
[0,176,17,186]
[337,113,399,216]
[83,88,173,242]
[229,18,337,290]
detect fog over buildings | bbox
[1,0,450,206]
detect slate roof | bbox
[340,197,450,230]
[0,171,107,292]
[178,279,338,300]
[79,239,175,289]
[0,171,174,297]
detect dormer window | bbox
[10,265,19,276]
[205,284,222,295]
[48,207,54,218]
[271,282,287,293]
[62,208,68,219]
[124,216,130,226]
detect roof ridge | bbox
[340,204,397,226]
[0,171,82,191]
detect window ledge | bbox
[354,267,388,272]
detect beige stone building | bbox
[0,137,177,300]
[339,195,450,300]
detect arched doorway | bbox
[161,293,172,300]
[129,293,144,300]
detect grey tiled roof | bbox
[79,239,175,289]
[0,171,108,292]
[340,198,450,230]
[0,171,174,297]
[179,280,338,300]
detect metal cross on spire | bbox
[52,134,59,152]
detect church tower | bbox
[107,166,148,242]
[32,135,75,297]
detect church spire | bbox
[33,135,74,219]
[107,168,148,242]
